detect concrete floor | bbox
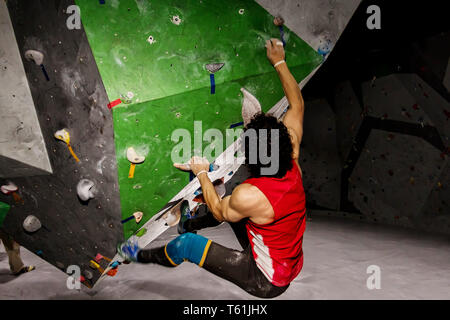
[1,213,449,300]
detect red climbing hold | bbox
[412,104,419,110]
[107,99,122,109]
[388,170,394,176]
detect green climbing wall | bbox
[77,0,322,238]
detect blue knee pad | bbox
[165,233,211,266]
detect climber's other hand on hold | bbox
[174,156,210,177]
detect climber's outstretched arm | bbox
[265,38,304,161]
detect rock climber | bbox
[118,38,307,298]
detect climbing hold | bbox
[24,50,49,81]
[205,63,225,94]
[55,261,65,269]
[107,268,118,277]
[136,228,147,237]
[241,88,262,126]
[121,211,144,224]
[120,92,134,104]
[89,260,104,273]
[127,147,145,178]
[0,182,18,194]
[1,182,23,204]
[36,250,43,256]
[171,15,181,25]
[110,261,120,268]
[83,270,94,280]
[95,253,112,264]
[107,98,122,109]
[273,16,286,47]
[76,179,95,202]
[238,9,244,15]
[317,38,332,58]
[23,215,42,233]
[54,129,80,162]
[147,35,156,44]
[273,15,284,26]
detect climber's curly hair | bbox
[243,112,293,178]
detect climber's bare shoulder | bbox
[221,183,274,225]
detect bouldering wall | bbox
[1,0,123,287]
[76,0,323,239]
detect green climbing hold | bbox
[136,228,147,237]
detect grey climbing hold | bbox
[205,63,225,74]
[23,215,42,232]
[77,179,95,201]
[241,88,262,126]
[24,50,44,65]
[83,269,94,280]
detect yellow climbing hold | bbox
[54,129,80,162]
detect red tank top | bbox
[243,160,306,287]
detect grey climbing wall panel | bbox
[349,130,446,229]
[256,0,362,54]
[0,0,122,287]
[0,0,52,178]
[337,73,449,234]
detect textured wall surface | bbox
[0,1,52,178]
[300,99,341,210]
[0,0,122,287]
[339,74,449,234]
[256,0,361,53]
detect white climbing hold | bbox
[239,9,245,15]
[23,215,42,233]
[171,15,181,25]
[161,200,186,227]
[133,211,143,223]
[54,129,71,144]
[24,50,44,65]
[77,179,95,201]
[147,35,156,44]
[127,147,145,164]
[1,182,18,195]
[241,88,262,126]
